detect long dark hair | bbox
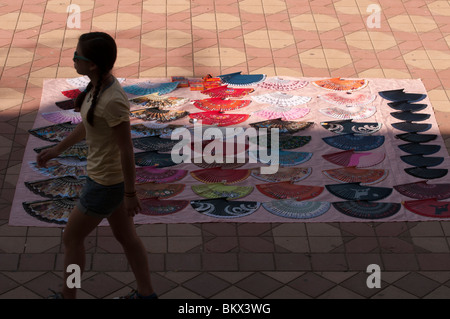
[74,32,117,126]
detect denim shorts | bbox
[76,177,125,218]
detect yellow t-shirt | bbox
[80,78,130,185]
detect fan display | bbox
[390,111,430,122]
[130,108,189,123]
[41,110,82,124]
[23,198,76,224]
[135,167,187,184]
[322,134,385,151]
[323,167,388,185]
[318,92,376,107]
[249,134,311,150]
[262,200,330,219]
[312,78,368,92]
[325,183,393,201]
[29,122,77,142]
[201,85,255,99]
[379,89,426,103]
[395,132,437,143]
[218,71,266,86]
[250,167,312,183]
[393,181,450,200]
[253,107,310,121]
[398,143,440,155]
[129,93,189,109]
[190,167,250,184]
[191,183,254,200]
[34,142,88,160]
[251,92,311,107]
[123,81,179,96]
[24,176,86,199]
[391,122,432,133]
[248,150,313,167]
[249,119,314,133]
[29,158,87,178]
[134,151,182,167]
[319,105,376,120]
[332,201,401,219]
[400,154,444,167]
[188,111,250,126]
[190,198,260,219]
[320,120,382,135]
[192,98,251,112]
[132,136,180,152]
[404,167,448,179]
[140,198,189,216]
[257,77,308,91]
[322,150,385,168]
[135,183,185,199]
[256,181,324,200]
[403,198,450,218]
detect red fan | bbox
[201,85,254,98]
[322,150,385,168]
[190,167,250,184]
[256,181,324,200]
[193,98,251,112]
[189,111,250,126]
[312,78,368,92]
[323,167,388,185]
[61,89,82,99]
[403,198,450,218]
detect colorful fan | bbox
[191,157,247,169]
[252,92,311,107]
[312,78,368,92]
[403,198,450,218]
[388,101,427,112]
[254,107,310,121]
[190,167,250,184]
[320,120,382,135]
[248,150,313,167]
[250,167,312,183]
[24,176,86,199]
[135,167,187,184]
[132,136,180,152]
[218,71,266,86]
[257,77,308,91]
[391,122,432,133]
[140,197,188,216]
[319,105,377,120]
[390,111,430,122]
[34,142,88,160]
[130,123,184,138]
[404,167,448,179]
[29,122,77,142]
[323,167,388,185]
[400,154,444,167]
[332,201,401,220]
[398,143,440,155]
[134,151,182,167]
[23,198,76,224]
[201,85,254,99]
[249,134,312,150]
[130,108,189,123]
[393,181,450,200]
[190,198,260,219]
[61,88,82,99]
[191,183,254,200]
[29,158,87,178]
[123,81,179,96]
[129,93,189,109]
[322,134,385,151]
[262,200,330,219]
[41,110,82,124]
[325,183,393,201]
[192,98,251,112]
[379,89,426,103]
[256,181,324,200]
[318,92,376,107]
[249,119,314,134]
[322,150,385,168]
[55,99,75,110]
[395,132,437,143]
[188,111,250,126]
[135,183,185,199]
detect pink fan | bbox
[257,78,308,91]
[322,150,385,168]
[254,107,310,121]
[318,93,376,107]
[42,110,82,124]
[319,105,376,120]
[135,167,188,184]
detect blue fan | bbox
[322,133,385,151]
[123,81,179,96]
[218,71,266,86]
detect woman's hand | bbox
[36,147,61,168]
[124,195,142,217]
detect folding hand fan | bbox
[390,111,430,122]
[393,181,450,200]
[42,110,82,124]
[249,134,312,150]
[322,134,385,151]
[129,93,189,109]
[403,198,450,218]
[218,71,266,86]
[135,183,185,199]
[395,132,437,143]
[251,92,311,107]
[190,198,260,219]
[190,167,250,184]
[130,108,189,123]
[191,183,254,200]
[312,78,369,92]
[320,120,382,135]
[249,118,314,134]
[388,101,427,112]
[319,105,377,120]
[191,156,248,169]
[398,143,440,155]
[34,142,88,160]
[400,154,444,167]
[24,176,86,199]
[250,167,312,183]
[322,150,385,168]
[318,92,376,107]
[188,111,250,126]
[123,81,179,96]
[140,197,188,216]
[248,150,313,167]
[379,89,426,103]
[404,167,448,179]
[201,85,254,98]
[325,183,393,201]
[55,99,75,110]
[332,201,401,220]
[323,167,388,185]
[257,77,308,91]
[29,122,77,142]
[190,139,249,157]
[262,199,330,219]
[23,198,76,224]
[132,136,180,152]
[256,181,324,200]
[130,123,184,138]
[29,158,87,178]
[61,88,82,99]
[134,151,181,167]
[192,98,251,112]
[254,107,310,121]
[391,122,432,133]
[135,167,188,184]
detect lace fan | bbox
[319,105,376,120]
[262,200,330,219]
[332,201,401,220]
[257,77,308,91]
[256,181,324,200]
[318,92,376,107]
[252,92,311,107]
[253,107,310,121]
[322,150,385,168]
[312,78,368,92]
[323,167,388,185]
[393,181,450,200]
